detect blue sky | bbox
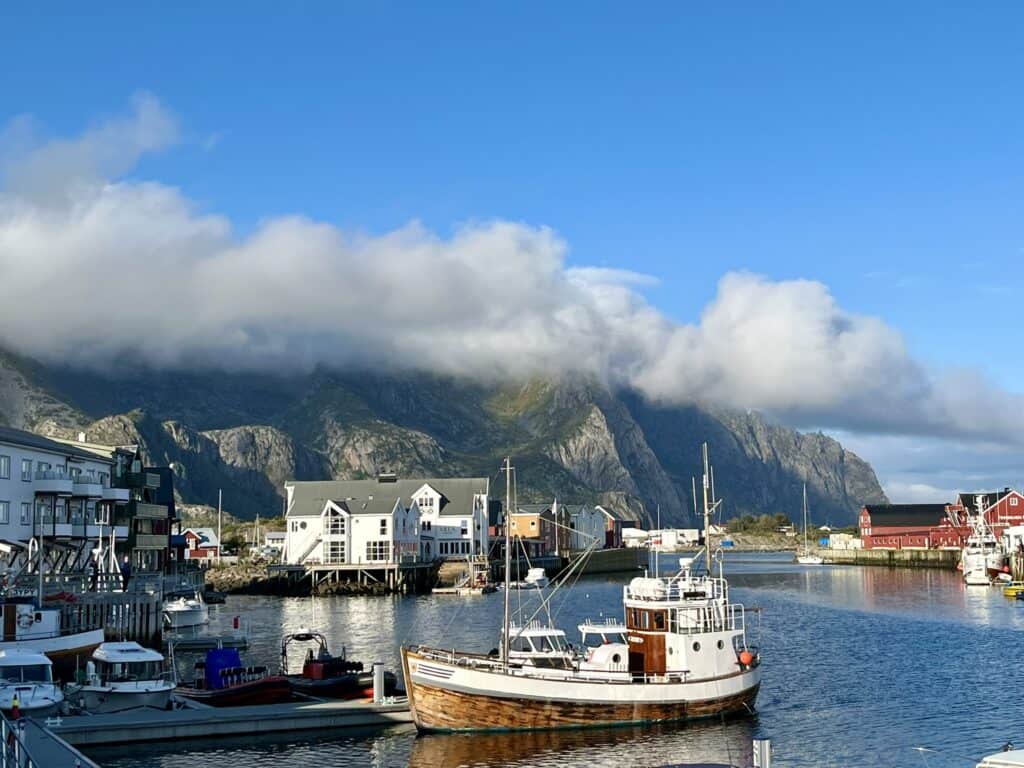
[2,2,1024,498]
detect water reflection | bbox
[407,720,756,768]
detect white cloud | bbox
[2,95,1024,464]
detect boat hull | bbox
[401,647,760,732]
[163,605,209,630]
[175,676,292,707]
[288,671,399,699]
[79,685,173,713]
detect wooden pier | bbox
[48,698,412,747]
[269,560,440,594]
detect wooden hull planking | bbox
[402,648,759,733]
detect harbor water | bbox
[88,553,1024,767]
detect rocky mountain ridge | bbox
[0,351,888,527]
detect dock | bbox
[822,548,960,569]
[2,715,101,768]
[49,698,412,747]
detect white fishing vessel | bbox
[78,641,173,713]
[796,484,824,566]
[401,447,762,732]
[0,600,104,676]
[163,590,209,629]
[961,495,1005,586]
[0,649,64,717]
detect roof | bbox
[331,497,402,517]
[861,504,947,527]
[286,476,489,518]
[93,642,164,664]
[185,527,220,547]
[0,425,112,464]
[953,489,1015,513]
[0,649,51,665]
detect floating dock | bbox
[11,717,101,767]
[49,697,412,747]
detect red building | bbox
[860,488,1024,549]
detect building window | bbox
[1012,497,1019,507]
[461,524,468,536]
[21,459,32,482]
[326,541,346,564]
[0,502,8,524]
[380,518,388,535]
[365,541,391,562]
[20,503,30,525]
[0,456,8,480]
[326,512,345,535]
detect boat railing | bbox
[1,710,42,767]
[669,602,747,635]
[624,575,728,603]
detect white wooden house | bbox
[283,474,490,566]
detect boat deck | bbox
[47,697,412,746]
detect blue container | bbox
[205,648,243,690]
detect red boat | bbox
[176,648,292,707]
[280,630,401,699]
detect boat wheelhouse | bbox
[0,649,64,716]
[79,641,173,713]
[503,622,574,669]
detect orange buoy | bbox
[739,651,754,666]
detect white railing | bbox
[670,602,747,635]
[624,575,728,603]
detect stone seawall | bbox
[823,548,961,569]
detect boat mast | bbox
[802,483,809,553]
[702,442,711,574]
[502,457,512,669]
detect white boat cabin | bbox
[621,557,750,680]
[89,642,165,684]
[0,602,61,643]
[0,649,54,683]
[503,622,573,668]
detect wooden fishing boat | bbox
[402,448,762,733]
[280,629,400,699]
[175,648,291,707]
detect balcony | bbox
[71,477,102,497]
[102,487,130,503]
[34,470,73,495]
[131,502,168,520]
[132,533,168,550]
[121,472,160,489]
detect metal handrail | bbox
[1,713,37,768]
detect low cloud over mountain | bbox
[2,94,1022,457]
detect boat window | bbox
[14,665,51,683]
[692,642,701,652]
[641,612,650,630]
[510,636,532,653]
[717,640,725,650]
[653,611,666,631]
[536,635,554,652]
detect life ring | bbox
[16,613,33,630]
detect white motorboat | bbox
[401,447,761,732]
[163,591,209,630]
[78,641,173,713]
[977,747,1024,766]
[795,484,824,566]
[0,649,64,717]
[515,567,550,589]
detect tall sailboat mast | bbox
[502,457,512,669]
[702,442,711,574]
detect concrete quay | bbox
[48,697,413,747]
[822,548,960,569]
